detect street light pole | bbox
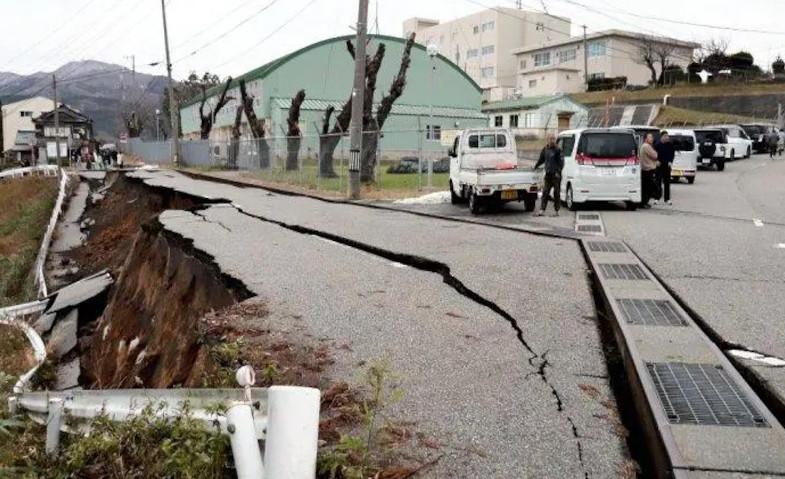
[348,0,369,199]
[426,44,438,189]
[155,109,161,141]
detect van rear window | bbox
[468,134,508,149]
[696,130,724,143]
[578,133,636,158]
[670,135,695,152]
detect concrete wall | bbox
[403,8,570,89]
[518,68,583,96]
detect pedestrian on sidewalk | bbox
[640,133,659,208]
[655,131,675,205]
[534,132,564,217]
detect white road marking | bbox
[753,219,764,227]
[728,349,785,367]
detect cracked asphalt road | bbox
[130,170,628,478]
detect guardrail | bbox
[34,167,70,298]
[8,367,320,478]
[0,164,59,179]
[0,307,47,394]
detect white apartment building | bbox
[512,29,699,97]
[1,96,57,153]
[403,7,571,96]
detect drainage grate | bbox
[647,363,768,427]
[599,263,649,280]
[577,224,603,233]
[579,214,601,221]
[617,299,688,326]
[588,241,626,253]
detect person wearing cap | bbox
[654,131,675,205]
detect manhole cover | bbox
[599,263,648,280]
[647,363,768,427]
[577,224,603,233]
[588,241,626,253]
[579,214,600,220]
[617,299,687,326]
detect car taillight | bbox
[625,155,639,165]
[576,154,592,165]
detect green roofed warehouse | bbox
[179,34,487,157]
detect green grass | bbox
[654,106,759,127]
[254,160,448,195]
[0,176,58,307]
[571,81,785,106]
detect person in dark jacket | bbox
[654,131,676,205]
[534,133,564,216]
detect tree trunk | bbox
[229,106,242,170]
[239,79,266,139]
[360,130,379,182]
[318,134,341,177]
[257,137,270,170]
[199,77,234,140]
[286,89,306,171]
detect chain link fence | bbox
[122,128,453,194]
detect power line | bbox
[173,0,282,63]
[170,0,263,52]
[209,0,321,72]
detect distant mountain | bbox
[0,60,168,140]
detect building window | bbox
[558,49,576,63]
[482,21,495,32]
[529,79,538,88]
[524,113,536,128]
[587,41,607,58]
[20,111,33,117]
[481,45,495,55]
[510,114,519,127]
[534,52,551,67]
[473,25,479,34]
[588,72,606,80]
[494,116,503,127]
[481,67,494,78]
[467,49,479,59]
[519,59,527,70]
[426,125,441,141]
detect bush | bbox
[386,157,449,174]
[588,76,628,92]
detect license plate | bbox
[501,190,517,200]
[599,167,617,176]
[672,170,682,176]
[702,158,711,164]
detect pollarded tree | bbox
[286,89,306,171]
[239,78,270,169]
[198,77,233,140]
[773,56,785,75]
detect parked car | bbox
[665,129,698,184]
[558,128,641,211]
[693,128,727,171]
[448,128,542,214]
[740,124,773,154]
[611,125,661,149]
[707,125,753,160]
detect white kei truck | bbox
[447,128,543,215]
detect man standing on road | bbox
[640,133,659,208]
[767,128,779,159]
[534,132,564,217]
[655,131,675,205]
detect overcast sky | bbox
[1,0,784,80]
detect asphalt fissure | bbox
[580,245,659,479]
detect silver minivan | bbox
[665,129,698,184]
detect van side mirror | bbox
[448,147,457,158]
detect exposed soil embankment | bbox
[83,216,251,389]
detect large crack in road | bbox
[223,202,592,477]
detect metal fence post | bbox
[376,130,382,191]
[226,401,265,479]
[417,117,423,192]
[46,397,64,455]
[264,386,320,479]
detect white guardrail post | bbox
[227,401,265,479]
[264,386,321,479]
[45,397,64,455]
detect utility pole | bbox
[53,74,61,168]
[348,0,369,199]
[161,0,180,165]
[582,25,589,92]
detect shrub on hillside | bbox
[588,76,627,92]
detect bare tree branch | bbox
[239,78,266,139]
[376,33,415,129]
[321,105,335,135]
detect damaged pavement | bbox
[120,169,631,477]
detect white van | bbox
[708,125,753,160]
[665,129,698,184]
[558,128,641,211]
